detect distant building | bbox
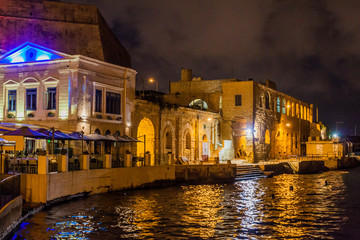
[163,69,321,162]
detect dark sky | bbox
[64,0,360,135]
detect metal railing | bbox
[0,174,20,209]
[90,155,104,169]
[7,156,38,174]
[112,154,125,168]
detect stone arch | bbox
[104,129,111,154]
[94,128,101,154]
[265,129,270,144]
[189,99,208,110]
[137,117,155,165]
[182,123,193,160]
[162,121,176,158]
[201,134,209,162]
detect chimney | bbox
[181,68,192,82]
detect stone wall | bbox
[21,166,175,203]
[0,0,131,67]
[175,164,236,183]
[0,196,22,238]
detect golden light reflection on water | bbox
[178,185,224,238]
[13,170,353,239]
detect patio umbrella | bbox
[69,132,94,141]
[3,126,49,139]
[121,135,141,142]
[87,133,109,141]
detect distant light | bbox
[333,133,338,138]
[127,123,131,127]
[207,118,212,121]
[287,105,290,108]
[286,123,291,127]
[246,128,252,135]
[149,78,154,83]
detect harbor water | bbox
[12,167,360,239]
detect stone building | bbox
[132,91,221,165]
[164,69,321,162]
[0,42,136,139]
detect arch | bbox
[189,99,208,110]
[265,92,270,109]
[265,129,270,144]
[137,117,155,165]
[202,134,209,162]
[94,128,101,154]
[104,129,111,154]
[21,77,39,85]
[42,76,59,84]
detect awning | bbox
[69,132,94,141]
[3,126,49,139]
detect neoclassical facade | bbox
[0,42,136,138]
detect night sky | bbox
[64,0,360,136]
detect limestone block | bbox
[104,154,112,169]
[38,156,48,174]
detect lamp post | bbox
[149,78,158,92]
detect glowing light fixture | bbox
[333,133,338,138]
[246,128,253,135]
[286,123,291,127]
[127,122,131,127]
[207,118,212,121]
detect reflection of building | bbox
[163,69,321,162]
[0,42,136,139]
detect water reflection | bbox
[13,170,356,239]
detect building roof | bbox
[0,0,131,67]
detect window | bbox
[235,95,242,106]
[277,97,280,113]
[47,87,56,110]
[292,102,295,117]
[265,92,270,109]
[26,88,37,110]
[166,132,172,149]
[106,92,121,114]
[186,132,191,149]
[95,89,102,112]
[189,99,209,110]
[296,103,299,117]
[8,90,16,111]
[282,98,286,114]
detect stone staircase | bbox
[235,164,268,181]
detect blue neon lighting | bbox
[0,43,63,64]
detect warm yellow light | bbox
[207,118,212,121]
[287,105,290,108]
[149,78,154,83]
[286,123,291,127]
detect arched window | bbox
[282,98,286,114]
[94,128,101,154]
[166,132,172,149]
[186,132,191,149]
[265,92,270,109]
[189,99,208,110]
[276,97,280,113]
[292,102,295,117]
[265,130,270,144]
[304,107,307,120]
[296,103,299,117]
[105,130,111,154]
[300,105,303,119]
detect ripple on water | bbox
[12,169,359,239]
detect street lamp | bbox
[149,78,158,91]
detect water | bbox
[12,168,360,239]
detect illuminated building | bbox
[0,42,136,137]
[164,69,321,162]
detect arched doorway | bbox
[94,128,101,154]
[137,117,155,165]
[202,134,209,162]
[104,130,111,154]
